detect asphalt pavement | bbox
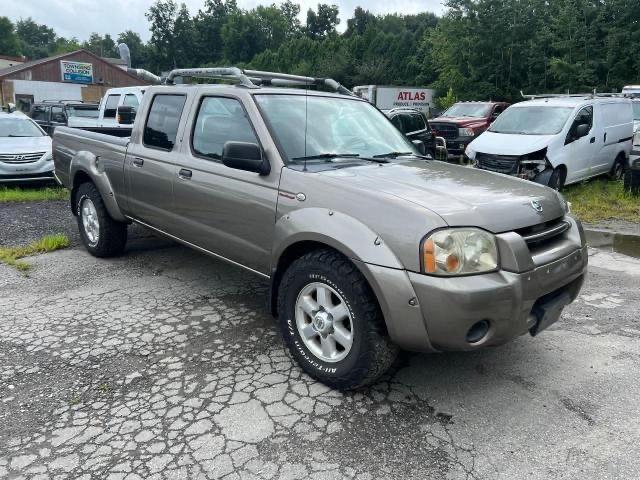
[1,202,639,479]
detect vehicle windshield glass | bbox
[67,106,99,118]
[254,94,417,162]
[0,118,44,137]
[489,106,574,135]
[443,103,491,118]
[632,102,640,121]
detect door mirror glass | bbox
[117,105,136,125]
[412,139,426,155]
[222,141,269,175]
[575,123,590,139]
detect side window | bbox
[492,105,504,117]
[51,106,67,123]
[103,94,120,118]
[571,106,593,134]
[410,113,426,132]
[123,94,139,111]
[143,94,187,151]
[31,105,49,121]
[390,115,404,132]
[192,97,259,161]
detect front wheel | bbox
[277,249,398,390]
[75,182,127,257]
[609,155,625,181]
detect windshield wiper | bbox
[7,135,32,137]
[372,151,414,159]
[291,153,361,161]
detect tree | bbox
[15,18,56,58]
[306,4,339,39]
[83,33,116,57]
[0,17,21,56]
[146,0,178,71]
[194,0,238,65]
[117,30,149,69]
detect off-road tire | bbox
[75,182,127,257]
[277,248,398,390]
[624,169,640,194]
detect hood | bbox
[0,135,51,154]
[468,131,555,156]
[320,160,564,232]
[430,116,487,127]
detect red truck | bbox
[429,101,510,158]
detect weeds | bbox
[0,234,70,272]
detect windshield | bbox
[0,118,44,137]
[442,103,491,118]
[633,102,640,121]
[67,106,99,118]
[489,106,573,135]
[254,94,417,162]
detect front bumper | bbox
[445,137,474,156]
[0,156,54,183]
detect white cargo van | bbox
[465,95,634,189]
[67,86,145,130]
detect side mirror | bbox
[117,105,136,125]
[491,111,500,121]
[412,139,426,155]
[575,123,590,139]
[222,141,270,175]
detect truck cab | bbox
[67,87,145,132]
[430,101,509,158]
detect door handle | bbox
[178,168,192,180]
[604,133,607,142]
[590,137,595,143]
[132,157,144,167]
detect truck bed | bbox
[53,126,129,188]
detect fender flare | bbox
[271,207,404,271]
[69,151,127,222]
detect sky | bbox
[2,0,446,43]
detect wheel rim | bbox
[81,197,100,245]
[295,282,354,363]
[614,162,623,180]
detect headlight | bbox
[459,127,475,137]
[42,152,53,161]
[421,228,498,276]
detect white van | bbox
[67,86,145,130]
[465,95,634,189]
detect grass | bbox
[0,186,68,202]
[564,179,640,224]
[0,234,70,272]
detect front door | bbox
[125,93,187,229]
[564,105,596,183]
[171,95,279,275]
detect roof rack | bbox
[40,99,95,104]
[164,67,354,96]
[521,90,626,99]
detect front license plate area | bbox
[529,290,572,336]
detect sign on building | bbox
[60,60,93,84]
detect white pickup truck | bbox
[68,86,145,132]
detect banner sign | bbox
[60,60,93,84]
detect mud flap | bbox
[529,290,572,336]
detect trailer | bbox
[353,85,435,116]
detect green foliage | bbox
[0,234,70,272]
[564,179,640,223]
[0,16,22,56]
[437,87,457,110]
[0,186,68,203]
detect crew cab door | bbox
[170,94,279,275]
[563,105,597,183]
[125,93,188,229]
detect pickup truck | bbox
[430,101,510,158]
[53,68,588,390]
[67,86,145,135]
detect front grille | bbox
[515,217,571,249]
[430,122,458,140]
[0,152,46,164]
[476,152,519,174]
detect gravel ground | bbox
[1,201,640,479]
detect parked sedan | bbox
[0,112,54,183]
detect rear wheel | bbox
[277,249,398,390]
[75,182,127,257]
[609,155,625,181]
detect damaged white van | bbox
[465,95,634,189]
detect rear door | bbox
[593,101,633,173]
[171,94,280,275]
[125,93,187,229]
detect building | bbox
[0,54,26,70]
[0,49,147,112]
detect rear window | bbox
[31,105,49,121]
[104,95,120,118]
[143,94,186,151]
[123,94,139,110]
